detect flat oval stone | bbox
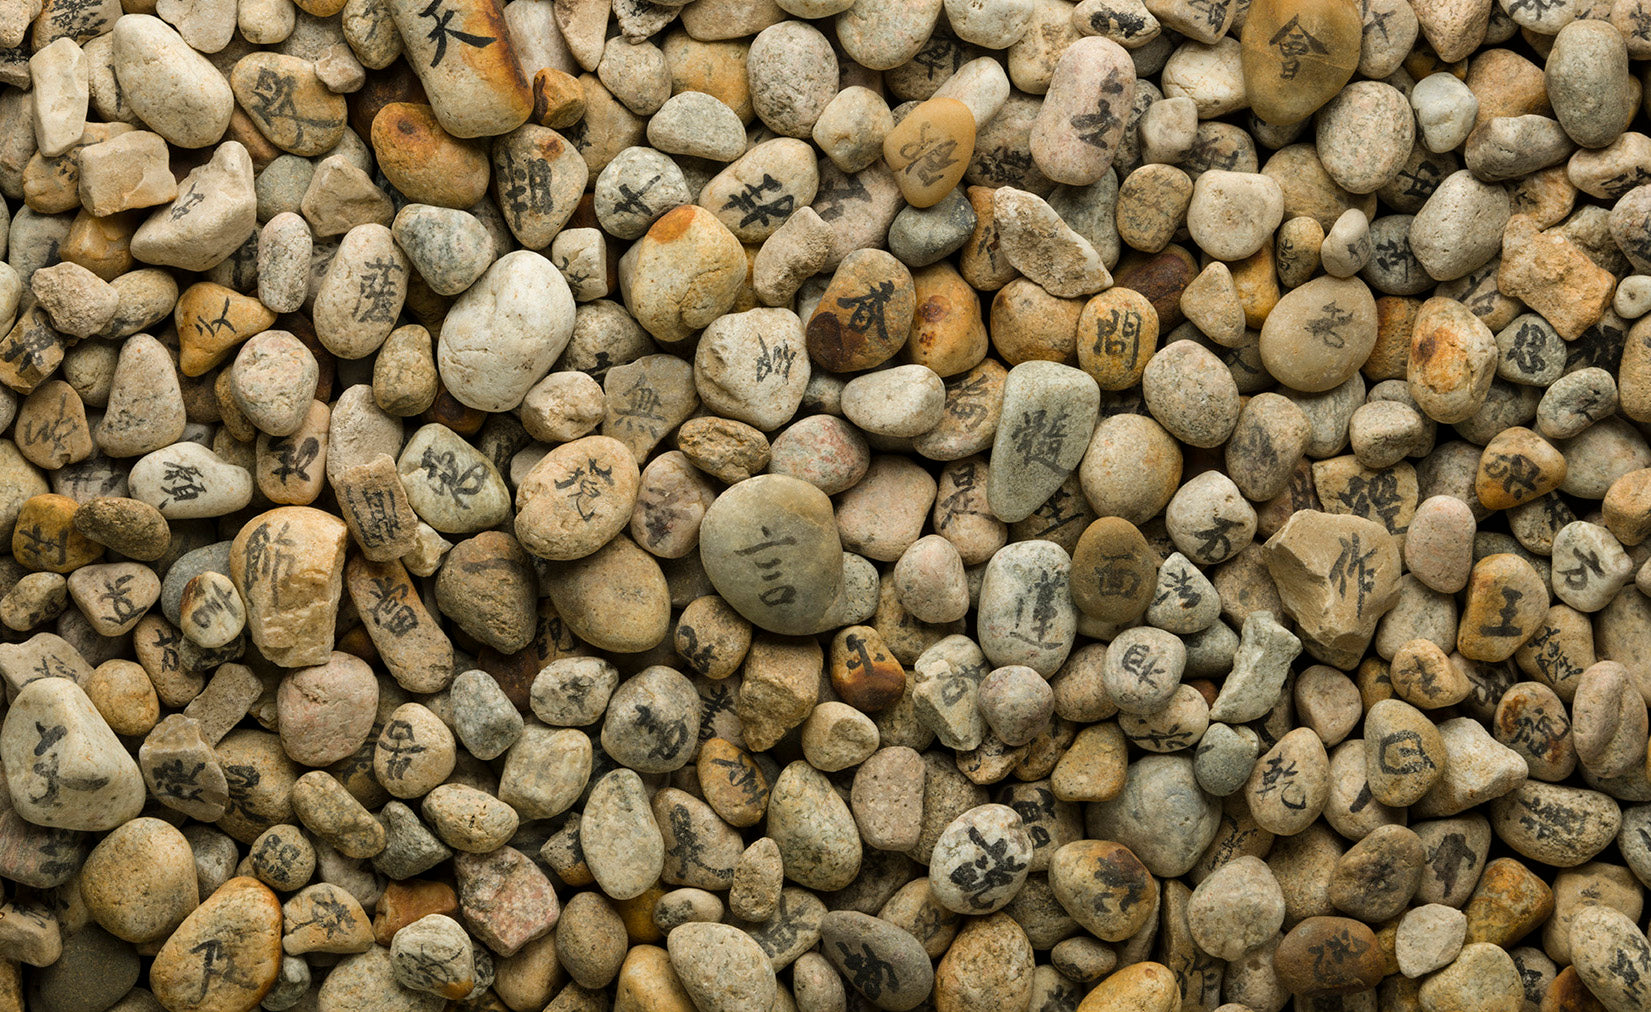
[1493,680,1575,782]
[819,910,934,1012]
[389,914,474,1000]
[601,666,700,775]
[230,331,319,438]
[1240,0,1361,126]
[928,803,1033,915]
[80,816,198,944]
[1141,339,1240,448]
[542,536,670,654]
[626,205,747,346]
[977,540,1077,676]
[1571,905,1651,1012]
[128,443,252,520]
[1364,697,1444,807]
[987,361,1101,524]
[1245,725,1331,835]
[230,53,346,157]
[373,703,456,800]
[514,435,639,561]
[67,560,159,637]
[1101,625,1186,716]
[933,912,1035,1012]
[806,248,916,373]
[1457,553,1548,663]
[883,96,975,208]
[370,102,491,209]
[666,923,777,1012]
[1489,781,1621,868]
[532,656,620,727]
[1328,822,1424,921]
[1031,36,1139,185]
[215,729,301,843]
[149,877,282,1012]
[581,768,665,901]
[391,204,494,297]
[1273,915,1383,997]
[111,15,233,148]
[1187,853,1286,960]
[767,760,862,891]
[1258,274,1377,393]
[275,651,377,767]
[694,308,811,432]
[749,19,837,137]
[1049,839,1158,942]
[497,725,587,820]
[1409,296,1498,424]
[699,475,843,636]
[701,137,818,242]
[1086,753,1219,878]
[396,424,512,535]
[1070,517,1157,624]
[1547,20,1635,150]
[654,787,743,891]
[1476,427,1567,511]
[437,250,574,413]
[229,507,348,669]
[698,738,771,830]
[422,782,518,853]
[492,125,587,249]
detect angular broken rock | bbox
[1264,510,1401,662]
[0,676,144,831]
[229,507,348,668]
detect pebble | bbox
[582,769,665,901]
[1186,854,1284,959]
[993,187,1110,297]
[665,923,776,1012]
[452,845,558,956]
[149,877,281,1012]
[1030,36,1136,186]
[1088,754,1217,879]
[1570,905,1651,1012]
[987,360,1100,522]
[1,675,143,830]
[699,474,842,636]
[820,911,934,1008]
[928,803,1033,913]
[1240,0,1361,125]
[390,913,475,999]
[111,15,233,149]
[1396,903,1467,977]
[80,817,199,943]
[1274,915,1384,998]
[932,912,1034,1012]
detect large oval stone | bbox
[699,475,844,636]
[437,250,574,413]
[1241,0,1362,126]
[149,877,282,1012]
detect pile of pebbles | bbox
[9,0,1651,1010]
